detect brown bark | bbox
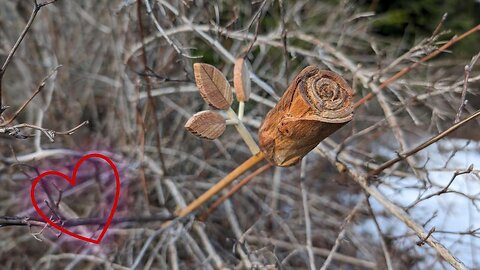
[259,66,354,166]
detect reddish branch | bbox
[136,0,167,175]
[354,24,480,109]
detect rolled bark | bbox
[259,66,354,167]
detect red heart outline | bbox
[30,153,120,244]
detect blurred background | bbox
[0,0,479,269]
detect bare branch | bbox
[455,52,480,123]
[0,66,61,127]
[370,110,480,176]
[0,0,59,109]
[0,214,174,228]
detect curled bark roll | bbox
[259,66,354,167]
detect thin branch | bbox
[0,65,61,127]
[279,0,289,86]
[321,132,468,268]
[136,0,167,177]
[174,152,265,219]
[354,24,480,109]
[416,227,436,246]
[431,13,448,38]
[370,110,480,176]
[198,163,271,221]
[455,52,480,123]
[143,0,192,57]
[366,198,394,270]
[157,0,280,100]
[406,165,474,209]
[55,121,89,135]
[242,0,268,57]
[0,121,89,142]
[320,198,365,270]
[37,253,129,270]
[0,0,58,109]
[0,214,174,228]
[226,107,260,154]
[300,158,316,270]
[349,172,466,269]
[246,236,376,269]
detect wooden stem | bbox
[238,101,245,120]
[198,163,272,221]
[227,107,260,154]
[175,152,265,218]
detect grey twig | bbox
[0,214,174,228]
[455,52,480,123]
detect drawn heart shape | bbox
[30,153,120,244]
